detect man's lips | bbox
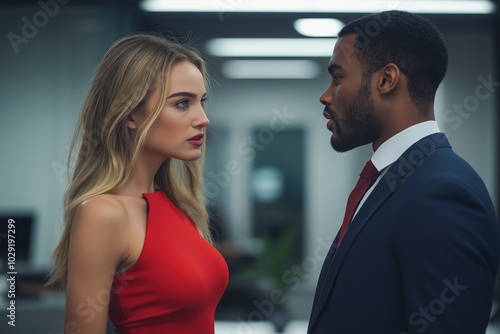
[323,109,335,131]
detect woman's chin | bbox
[175,153,202,162]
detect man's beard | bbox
[330,79,381,152]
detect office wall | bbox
[439,31,497,202]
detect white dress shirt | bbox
[353,120,442,219]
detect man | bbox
[308,10,500,334]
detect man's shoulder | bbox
[389,136,491,200]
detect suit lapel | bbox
[308,176,396,330]
[308,133,451,332]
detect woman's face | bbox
[131,60,209,161]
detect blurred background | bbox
[0,0,499,333]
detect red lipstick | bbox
[187,133,204,147]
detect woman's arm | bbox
[64,196,128,334]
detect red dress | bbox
[108,191,229,333]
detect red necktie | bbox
[338,160,381,245]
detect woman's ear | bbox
[377,63,400,96]
[126,111,139,130]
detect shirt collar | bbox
[371,120,441,172]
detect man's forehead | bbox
[330,34,359,67]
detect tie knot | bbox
[360,160,380,180]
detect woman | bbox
[46,33,229,334]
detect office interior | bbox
[0,0,499,333]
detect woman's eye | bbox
[175,100,189,109]
[201,98,207,108]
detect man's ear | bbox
[376,63,401,96]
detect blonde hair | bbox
[46,33,211,291]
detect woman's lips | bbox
[187,139,203,147]
[187,133,204,146]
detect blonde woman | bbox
[47,33,229,334]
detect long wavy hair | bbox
[46,33,211,291]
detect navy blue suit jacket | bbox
[308,133,500,334]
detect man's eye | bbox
[332,75,342,84]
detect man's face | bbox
[320,33,381,152]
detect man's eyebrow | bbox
[328,63,343,74]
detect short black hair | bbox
[338,10,448,111]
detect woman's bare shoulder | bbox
[72,194,130,238]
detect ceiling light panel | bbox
[140,0,496,14]
[221,60,320,79]
[205,38,337,57]
[294,18,345,37]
